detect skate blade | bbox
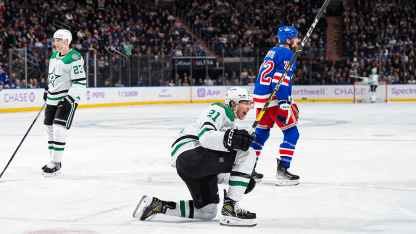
[254,178,262,183]
[42,170,61,177]
[133,195,155,221]
[275,178,299,186]
[220,216,257,227]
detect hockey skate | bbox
[251,169,263,183]
[220,190,257,227]
[42,162,61,177]
[276,158,299,186]
[133,195,176,221]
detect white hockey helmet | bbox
[371,68,377,74]
[53,29,72,46]
[225,87,253,107]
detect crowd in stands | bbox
[339,0,416,85]
[1,0,415,88]
[178,0,327,57]
[0,0,209,88]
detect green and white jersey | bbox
[47,49,86,105]
[171,102,237,168]
[369,73,379,85]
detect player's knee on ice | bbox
[196,204,217,220]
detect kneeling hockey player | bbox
[133,87,258,227]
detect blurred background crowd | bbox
[0,0,415,89]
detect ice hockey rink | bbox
[1,102,415,234]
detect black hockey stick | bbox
[249,0,331,134]
[0,102,47,179]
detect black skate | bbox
[276,159,299,186]
[220,190,257,227]
[42,162,61,177]
[133,195,176,221]
[251,169,263,183]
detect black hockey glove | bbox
[244,177,256,194]
[223,129,256,151]
[57,95,75,109]
[43,86,48,101]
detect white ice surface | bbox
[0,102,416,234]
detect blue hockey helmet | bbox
[277,26,299,44]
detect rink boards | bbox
[1,84,416,112]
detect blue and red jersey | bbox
[253,46,297,108]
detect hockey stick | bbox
[249,0,331,134]
[350,75,369,80]
[0,102,47,179]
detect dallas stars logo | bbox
[48,68,62,87]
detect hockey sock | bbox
[227,149,256,201]
[254,151,261,168]
[51,124,67,162]
[164,200,217,220]
[45,125,53,160]
[279,127,299,168]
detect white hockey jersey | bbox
[369,73,379,85]
[171,102,237,168]
[47,49,86,105]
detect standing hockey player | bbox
[133,87,258,227]
[369,67,379,103]
[42,29,86,176]
[250,26,301,186]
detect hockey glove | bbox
[57,95,75,109]
[276,100,291,125]
[43,86,48,101]
[223,129,256,151]
[292,103,299,118]
[244,177,256,194]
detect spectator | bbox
[124,41,134,56]
[38,77,46,88]
[197,78,204,85]
[408,75,416,84]
[175,48,183,56]
[137,77,146,86]
[169,79,175,86]
[34,38,44,47]
[103,80,112,87]
[21,79,27,88]
[230,71,239,85]
[204,76,214,86]
[14,79,23,89]
[115,80,124,87]
[248,70,256,85]
[177,78,183,86]
[0,66,9,88]
[33,78,39,88]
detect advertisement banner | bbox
[389,85,416,100]
[291,86,352,101]
[0,88,44,109]
[1,85,416,112]
[191,86,224,101]
[172,58,217,68]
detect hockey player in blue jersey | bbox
[251,26,301,186]
[0,66,9,89]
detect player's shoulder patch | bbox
[50,51,59,60]
[211,102,235,122]
[61,50,82,65]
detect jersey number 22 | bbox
[259,61,274,85]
